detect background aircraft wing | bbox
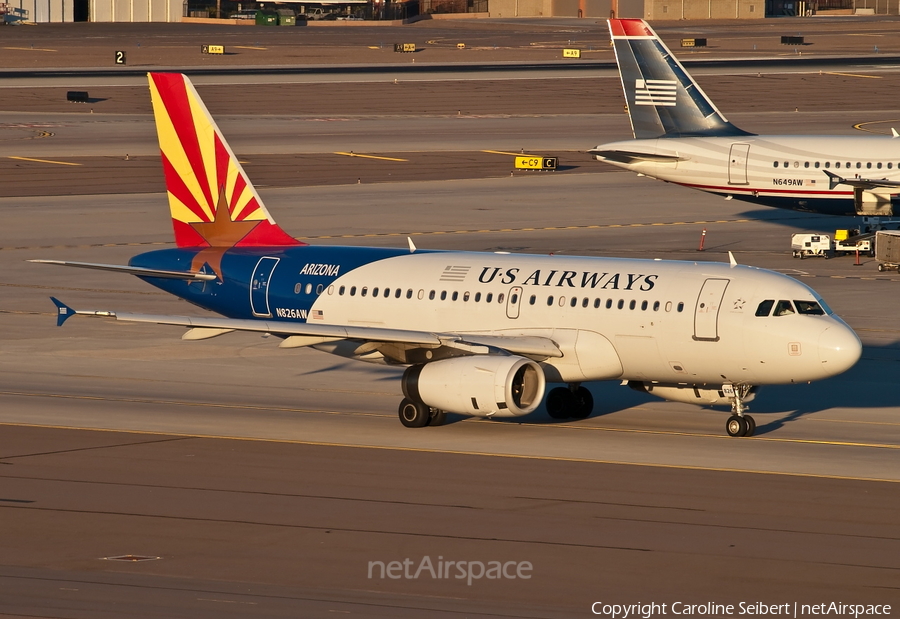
[30,260,217,281]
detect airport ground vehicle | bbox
[875,230,900,271]
[791,234,832,259]
[833,229,874,257]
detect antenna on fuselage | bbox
[408,237,417,253]
[728,251,738,267]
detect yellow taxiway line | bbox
[3,46,57,52]
[8,156,80,166]
[234,45,267,50]
[824,71,881,79]
[334,152,408,162]
[482,149,533,157]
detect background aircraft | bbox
[35,73,861,438]
[592,18,900,218]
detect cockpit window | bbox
[774,300,795,316]
[794,300,825,315]
[755,299,774,317]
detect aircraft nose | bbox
[818,323,862,376]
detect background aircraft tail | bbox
[608,19,752,139]
[148,73,302,248]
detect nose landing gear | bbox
[724,383,756,437]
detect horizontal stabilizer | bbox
[30,260,217,281]
[588,149,685,164]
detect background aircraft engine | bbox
[402,356,546,417]
[628,382,758,406]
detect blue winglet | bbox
[50,297,76,327]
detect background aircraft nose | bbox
[818,323,862,376]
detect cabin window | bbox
[476,292,482,302]
[629,300,636,310]
[793,161,799,168]
[361,287,368,297]
[463,291,470,302]
[350,286,357,296]
[452,291,459,301]
[510,293,518,304]
[755,299,774,316]
[327,285,334,295]
[824,162,830,168]
[677,302,684,312]
[440,291,447,301]
[559,296,566,307]
[395,288,401,298]
[594,298,601,308]
[835,162,841,169]
[582,297,589,308]
[486,293,493,303]
[417,289,424,300]
[547,296,554,306]
[406,289,413,299]
[888,163,893,169]
[772,161,778,168]
[617,299,624,309]
[867,162,873,169]
[641,300,648,311]
[305,283,313,294]
[529,295,536,305]
[294,283,302,294]
[795,300,825,315]
[316,284,324,295]
[606,299,613,309]
[498,293,505,303]
[877,162,882,169]
[429,290,435,300]
[856,162,862,169]
[339,286,346,295]
[783,161,789,168]
[665,301,672,312]
[814,161,820,168]
[804,161,810,168]
[653,301,660,311]
[372,287,379,297]
[846,162,850,168]
[774,300,795,316]
[383,288,390,298]
[570,297,577,308]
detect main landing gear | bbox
[724,384,756,437]
[546,384,594,420]
[398,398,446,428]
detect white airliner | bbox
[591,18,900,218]
[39,73,862,438]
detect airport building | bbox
[0,0,889,26]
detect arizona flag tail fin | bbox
[148,73,303,248]
[608,19,752,140]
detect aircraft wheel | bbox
[725,415,748,437]
[399,398,430,428]
[546,387,575,419]
[878,263,885,272]
[743,414,756,437]
[428,409,447,427]
[569,386,594,419]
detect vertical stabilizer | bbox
[148,73,303,248]
[608,19,752,139]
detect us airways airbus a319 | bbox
[592,18,900,218]
[34,73,861,438]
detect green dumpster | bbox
[276,9,296,25]
[255,10,277,25]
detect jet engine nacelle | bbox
[402,355,546,418]
[628,381,758,407]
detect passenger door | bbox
[694,278,729,341]
[506,286,523,319]
[727,143,750,185]
[250,256,280,317]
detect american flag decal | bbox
[311,309,324,320]
[440,265,471,282]
[635,78,677,107]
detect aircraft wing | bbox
[29,260,217,281]
[49,298,563,359]
[823,170,900,192]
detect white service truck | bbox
[791,233,832,259]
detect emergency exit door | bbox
[694,278,729,341]
[250,256,280,317]
[728,143,750,185]
[506,286,523,319]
